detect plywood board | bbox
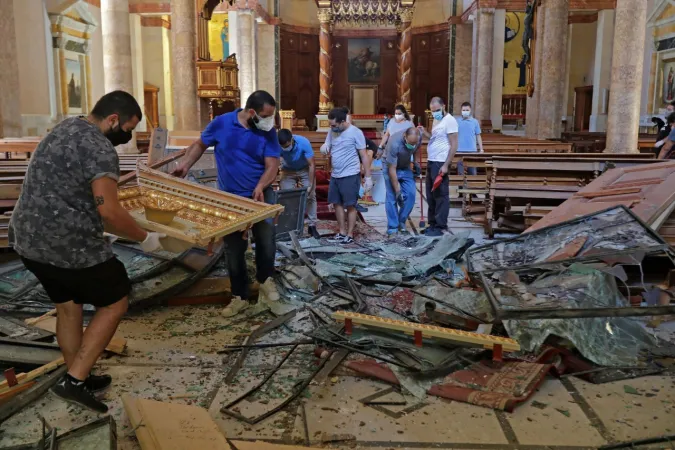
[332,311,520,351]
[27,316,126,355]
[122,395,231,450]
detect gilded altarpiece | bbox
[49,3,97,120]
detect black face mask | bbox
[105,123,133,147]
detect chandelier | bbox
[331,0,402,27]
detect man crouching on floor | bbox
[9,91,165,413]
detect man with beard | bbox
[10,90,165,413]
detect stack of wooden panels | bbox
[561,131,658,154]
[482,156,662,236]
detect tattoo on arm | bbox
[95,195,105,206]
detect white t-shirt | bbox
[324,124,366,178]
[427,114,458,162]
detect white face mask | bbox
[461,110,471,118]
[395,113,404,121]
[255,113,275,132]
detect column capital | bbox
[399,7,415,24]
[478,7,496,15]
[317,7,333,24]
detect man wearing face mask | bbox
[277,129,320,239]
[417,97,458,237]
[383,127,421,236]
[172,91,281,317]
[324,107,372,244]
[9,90,164,413]
[455,102,483,176]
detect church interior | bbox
[1,0,675,449]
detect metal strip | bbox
[560,377,615,445]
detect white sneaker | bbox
[259,278,280,303]
[222,296,249,317]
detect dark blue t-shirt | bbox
[201,109,281,197]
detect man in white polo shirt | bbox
[417,97,458,236]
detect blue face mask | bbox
[331,126,342,133]
[432,111,444,121]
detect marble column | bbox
[257,23,277,97]
[452,23,473,114]
[101,0,137,152]
[0,0,21,137]
[590,10,614,132]
[398,7,414,110]
[171,0,199,130]
[474,8,494,123]
[605,0,647,153]
[318,8,333,114]
[237,10,256,106]
[490,9,506,130]
[536,0,568,140]
[525,3,545,138]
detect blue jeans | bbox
[384,168,416,234]
[457,157,477,175]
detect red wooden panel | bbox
[527,161,675,232]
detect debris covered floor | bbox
[1,205,674,449]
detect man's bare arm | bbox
[92,177,147,241]
[477,134,484,153]
[171,139,208,177]
[659,138,673,159]
[252,156,280,202]
[442,133,458,175]
[358,148,372,177]
[307,157,316,189]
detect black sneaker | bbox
[85,373,112,393]
[328,233,347,243]
[51,375,109,414]
[308,226,321,239]
[424,227,444,237]
[342,236,355,245]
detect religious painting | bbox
[65,58,83,113]
[503,12,528,95]
[208,13,229,61]
[348,39,381,83]
[662,60,675,104]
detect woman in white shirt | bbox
[377,104,414,158]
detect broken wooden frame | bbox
[120,163,284,247]
[220,345,330,425]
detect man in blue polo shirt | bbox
[456,102,483,175]
[278,129,320,239]
[172,90,281,316]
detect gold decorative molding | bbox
[318,7,333,23]
[331,0,404,27]
[399,6,415,23]
[318,101,334,115]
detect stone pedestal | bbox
[536,0,568,140]
[315,114,330,132]
[605,0,648,153]
[101,0,137,152]
[474,8,494,122]
[318,8,333,114]
[0,0,21,137]
[171,0,199,130]
[525,3,546,138]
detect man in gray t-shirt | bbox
[384,128,420,235]
[9,91,164,414]
[324,108,372,244]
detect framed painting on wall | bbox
[65,57,84,114]
[348,38,381,83]
[662,59,675,104]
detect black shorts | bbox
[328,174,361,207]
[21,257,131,308]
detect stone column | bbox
[536,0,568,140]
[237,10,256,106]
[490,9,506,130]
[590,10,614,132]
[525,3,545,138]
[605,1,647,153]
[474,8,494,123]
[452,23,473,114]
[0,0,21,137]
[257,23,277,96]
[101,0,137,152]
[318,8,333,114]
[398,7,414,110]
[171,0,199,130]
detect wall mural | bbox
[348,38,381,83]
[66,58,83,112]
[208,13,230,61]
[663,60,675,104]
[503,12,528,96]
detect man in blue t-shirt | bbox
[172,91,281,317]
[278,129,319,239]
[455,101,484,176]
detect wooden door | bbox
[528,161,675,231]
[144,83,160,130]
[573,86,593,132]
